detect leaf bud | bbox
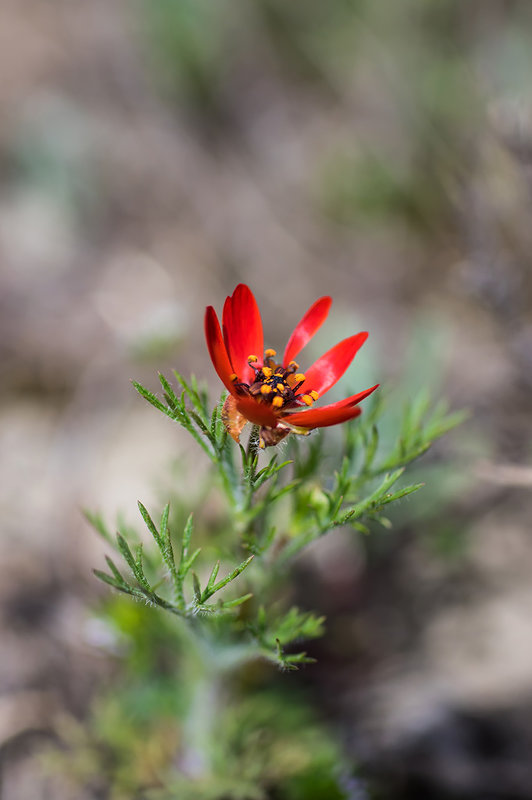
[308,487,329,515]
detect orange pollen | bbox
[238,353,318,414]
[229,373,238,382]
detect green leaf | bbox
[189,410,214,443]
[133,381,168,415]
[93,569,136,595]
[381,482,424,505]
[202,555,254,601]
[117,534,152,592]
[83,510,114,546]
[335,469,405,526]
[219,592,253,609]
[104,555,128,586]
[116,533,137,573]
[426,407,469,439]
[181,514,194,558]
[183,547,202,575]
[205,561,220,595]
[175,371,208,420]
[192,571,202,604]
[363,424,379,471]
[137,501,161,548]
[159,503,170,543]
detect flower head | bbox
[205,284,379,447]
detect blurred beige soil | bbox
[1,1,532,797]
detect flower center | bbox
[231,349,319,410]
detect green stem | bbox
[177,622,219,779]
[180,665,221,778]
[177,624,263,779]
[217,457,239,507]
[246,425,260,464]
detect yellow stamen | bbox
[262,366,273,377]
[310,390,319,400]
[259,436,265,449]
[264,348,277,358]
[287,361,299,371]
[294,373,306,383]
[276,383,285,392]
[247,354,258,363]
[301,394,313,406]
[272,395,283,408]
[260,384,271,395]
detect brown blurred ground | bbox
[2,1,532,798]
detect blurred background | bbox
[2,1,532,797]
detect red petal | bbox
[283,296,332,366]
[283,404,362,430]
[204,306,236,394]
[322,384,380,409]
[282,384,379,428]
[222,284,264,384]
[235,395,279,427]
[301,332,368,396]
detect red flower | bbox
[205,284,379,447]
